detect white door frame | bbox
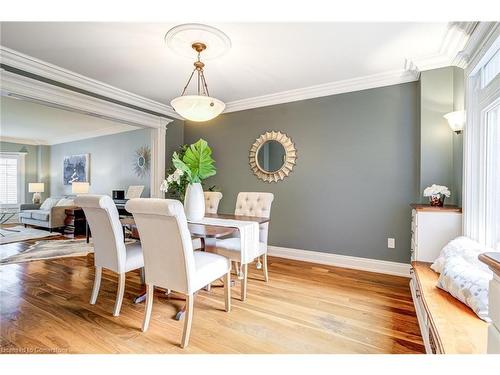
[0,69,173,198]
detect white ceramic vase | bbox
[184,182,205,221]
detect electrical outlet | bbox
[388,238,395,249]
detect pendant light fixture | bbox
[166,24,230,122]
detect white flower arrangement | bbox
[160,168,184,192]
[423,184,451,198]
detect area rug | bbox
[0,225,60,245]
[0,238,137,265]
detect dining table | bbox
[119,212,270,320]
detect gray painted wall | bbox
[185,82,419,263]
[165,119,184,170]
[419,66,464,206]
[0,141,50,202]
[50,129,152,197]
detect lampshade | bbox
[28,183,44,193]
[72,182,89,194]
[444,110,465,134]
[171,95,225,122]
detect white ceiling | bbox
[0,96,138,145]
[0,22,464,107]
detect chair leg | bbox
[90,266,102,304]
[142,284,154,332]
[224,271,231,312]
[263,253,269,282]
[241,264,248,301]
[113,273,126,317]
[181,294,194,348]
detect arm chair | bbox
[125,198,231,348]
[74,195,144,317]
[214,192,274,301]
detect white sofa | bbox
[19,197,77,232]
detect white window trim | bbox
[463,34,500,248]
[0,151,26,208]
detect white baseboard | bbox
[267,245,411,277]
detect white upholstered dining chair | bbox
[214,192,274,301]
[192,191,224,250]
[125,198,231,348]
[204,191,223,214]
[74,195,144,317]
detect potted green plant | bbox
[161,139,216,220]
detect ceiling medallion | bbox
[165,24,230,122]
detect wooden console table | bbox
[64,208,87,236]
[479,252,500,354]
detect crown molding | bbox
[0,22,483,118]
[1,69,173,131]
[0,136,48,146]
[407,22,478,72]
[460,22,500,75]
[0,45,182,120]
[224,68,419,113]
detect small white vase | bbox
[184,182,205,221]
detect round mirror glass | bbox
[257,140,286,173]
[137,156,145,168]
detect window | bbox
[464,37,500,250]
[481,48,500,88]
[485,103,500,248]
[0,152,25,207]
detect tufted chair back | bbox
[125,198,197,294]
[74,195,126,272]
[234,192,274,244]
[204,191,223,214]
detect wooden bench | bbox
[410,261,488,354]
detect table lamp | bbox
[72,182,90,195]
[28,183,44,204]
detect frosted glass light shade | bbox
[28,183,44,193]
[171,95,225,122]
[444,110,465,133]
[72,182,89,194]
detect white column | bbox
[150,119,171,198]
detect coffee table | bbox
[0,209,20,237]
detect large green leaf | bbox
[180,139,216,183]
[172,152,192,181]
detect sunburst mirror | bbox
[249,131,297,183]
[133,146,151,178]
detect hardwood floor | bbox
[0,236,424,354]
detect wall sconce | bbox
[444,110,465,134]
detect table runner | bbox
[187,217,260,265]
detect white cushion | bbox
[437,256,492,322]
[40,197,60,211]
[192,238,202,249]
[192,251,230,292]
[19,210,35,219]
[56,198,75,207]
[431,236,490,274]
[124,242,145,272]
[31,210,50,221]
[214,237,267,261]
